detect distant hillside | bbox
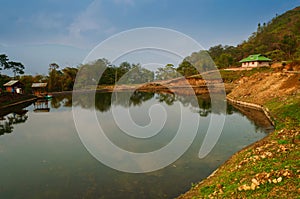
[239,6,300,61]
[188,6,300,69]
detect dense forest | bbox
[0,6,300,92]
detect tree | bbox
[0,54,25,77]
[61,67,78,90]
[218,53,234,68]
[155,64,178,80]
[5,61,25,78]
[177,60,198,77]
[0,54,9,72]
[48,63,62,91]
[280,34,297,59]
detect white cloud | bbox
[65,0,116,48]
[68,0,103,38]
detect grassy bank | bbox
[178,73,300,198]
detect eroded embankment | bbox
[177,72,300,198]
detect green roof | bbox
[239,54,271,63]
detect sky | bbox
[0,0,299,75]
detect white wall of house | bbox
[242,61,270,67]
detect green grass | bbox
[265,95,300,129]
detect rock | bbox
[251,178,260,186]
[238,184,251,191]
[277,177,282,183]
[244,185,251,191]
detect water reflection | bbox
[0,91,274,199]
[33,100,50,112]
[0,92,273,136]
[71,91,213,116]
[72,91,273,132]
[0,104,29,136]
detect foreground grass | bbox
[178,94,300,199]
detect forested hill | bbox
[207,6,300,68]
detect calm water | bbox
[0,92,272,199]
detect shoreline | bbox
[0,96,37,110]
[226,96,275,126]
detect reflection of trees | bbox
[226,104,235,115]
[72,92,155,112]
[111,92,154,108]
[195,97,211,117]
[175,95,211,117]
[0,110,28,136]
[51,97,61,109]
[156,93,176,105]
[129,92,154,106]
[50,95,72,108]
[0,121,13,135]
[7,112,28,124]
[95,92,112,112]
[70,91,231,117]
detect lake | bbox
[0,92,273,198]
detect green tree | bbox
[155,64,178,80]
[280,34,297,59]
[61,67,78,90]
[0,54,9,72]
[48,63,62,92]
[218,53,234,68]
[0,54,25,77]
[117,64,154,84]
[5,61,25,78]
[177,60,198,77]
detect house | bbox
[3,80,24,94]
[32,83,48,97]
[239,54,271,67]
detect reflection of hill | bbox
[231,104,274,132]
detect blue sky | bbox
[0,0,299,75]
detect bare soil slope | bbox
[228,72,300,105]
